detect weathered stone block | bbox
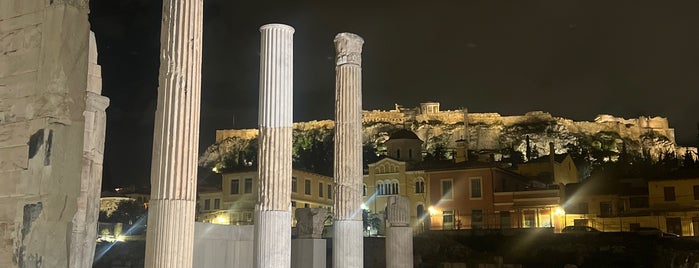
[0,171,20,196]
[0,121,29,147]
[0,145,28,171]
[0,72,38,98]
[0,0,45,20]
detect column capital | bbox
[334,32,364,66]
[260,23,295,34]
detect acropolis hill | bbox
[210,102,696,164]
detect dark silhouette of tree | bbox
[432,144,448,161]
[104,200,147,225]
[363,143,381,168]
[292,127,334,176]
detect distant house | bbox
[363,129,566,234]
[196,169,334,226]
[647,177,699,236]
[516,142,578,185]
[561,176,699,236]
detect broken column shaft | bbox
[386,196,413,268]
[333,32,364,268]
[254,23,295,268]
[144,0,203,267]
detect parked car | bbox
[562,226,600,234]
[633,227,680,238]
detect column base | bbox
[386,226,413,268]
[254,210,291,268]
[332,220,363,268]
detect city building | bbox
[197,169,334,226]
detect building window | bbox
[694,185,699,200]
[442,210,454,230]
[214,199,220,209]
[291,201,296,207]
[470,177,482,199]
[204,199,210,210]
[409,149,413,160]
[600,201,611,217]
[305,179,311,195]
[363,184,367,196]
[244,178,253,194]
[415,178,425,193]
[417,204,425,218]
[292,177,298,193]
[396,149,401,159]
[391,180,399,195]
[231,179,240,194]
[441,179,453,200]
[328,184,332,199]
[304,203,310,208]
[319,182,324,198]
[472,209,483,228]
[523,210,535,228]
[664,186,676,201]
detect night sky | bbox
[89,0,699,189]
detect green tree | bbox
[104,200,147,225]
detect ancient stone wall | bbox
[0,1,107,267]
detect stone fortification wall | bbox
[212,103,690,163]
[215,120,335,142]
[0,1,108,267]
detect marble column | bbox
[254,23,294,268]
[332,32,364,268]
[144,0,203,267]
[386,196,413,268]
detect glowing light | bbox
[554,207,565,216]
[361,203,368,210]
[115,235,125,242]
[213,214,229,225]
[212,166,219,173]
[428,206,437,215]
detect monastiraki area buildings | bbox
[198,102,699,239]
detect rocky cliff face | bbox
[203,109,695,172]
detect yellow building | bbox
[647,177,699,236]
[516,143,578,185]
[197,169,334,226]
[562,177,699,236]
[363,158,429,231]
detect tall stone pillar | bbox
[254,23,294,268]
[333,32,364,268]
[144,0,203,267]
[386,196,413,268]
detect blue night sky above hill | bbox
[89,0,699,188]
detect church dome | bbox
[389,129,420,140]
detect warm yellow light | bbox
[213,214,229,225]
[115,235,125,242]
[428,206,437,215]
[554,207,565,216]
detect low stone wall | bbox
[193,223,254,268]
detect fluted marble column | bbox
[254,23,294,268]
[386,196,413,268]
[333,32,364,268]
[144,0,202,267]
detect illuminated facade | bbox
[516,143,579,185]
[561,177,699,236]
[362,129,569,234]
[363,158,429,231]
[425,166,564,232]
[197,169,334,226]
[647,177,699,236]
